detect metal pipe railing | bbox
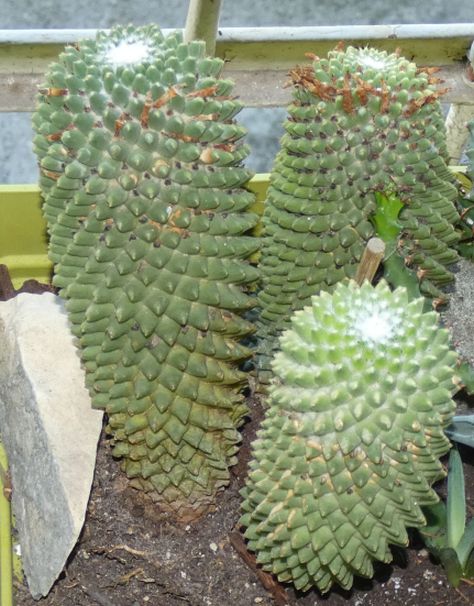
[184,0,222,55]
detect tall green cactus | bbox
[241,280,458,593]
[256,45,460,385]
[32,25,259,520]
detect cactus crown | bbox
[291,45,439,114]
[32,25,259,520]
[241,280,457,593]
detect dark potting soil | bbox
[6,271,474,606]
[0,265,57,301]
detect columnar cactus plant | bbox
[256,45,460,385]
[32,25,260,519]
[241,280,458,593]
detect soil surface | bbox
[4,268,474,606]
[13,395,269,606]
[12,393,474,606]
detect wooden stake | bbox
[355,237,386,285]
[229,530,290,606]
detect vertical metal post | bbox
[0,443,12,606]
[184,0,222,56]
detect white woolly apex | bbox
[103,39,152,67]
[349,302,402,346]
[357,54,390,70]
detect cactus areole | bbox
[32,25,260,520]
[256,45,460,385]
[241,280,458,593]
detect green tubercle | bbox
[32,25,259,520]
[241,280,458,593]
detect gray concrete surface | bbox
[2,0,474,182]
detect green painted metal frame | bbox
[1,24,474,110]
[0,185,50,286]
[0,444,13,606]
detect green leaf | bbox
[382,251,424,303]
[371,191,424,302]
[447,448,466,550]
[454,190,474,261]
[445,414,474,448]
[419,500,447,554]
[457,518,474,570]
[372,191,404,241]
[457,242,474,261]
[457,362,474,396]
[439,547,463,587]
[464,544,474,580]
[453,171,472,191]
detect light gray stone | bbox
[444,259,474,368]
[0,292,103,599]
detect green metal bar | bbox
[0,185,51,287]
[0,444,13,606]
[2,24,474,65]
[0,169,468,288]
[214,24,474,68]
[184,0,222,56]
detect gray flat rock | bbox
[444,259,474,367]
[0,292,103,599]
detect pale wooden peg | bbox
[355,237,386,285]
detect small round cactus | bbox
[241,280,458,593]
[32,25,259,520]
[256,45,460,385]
